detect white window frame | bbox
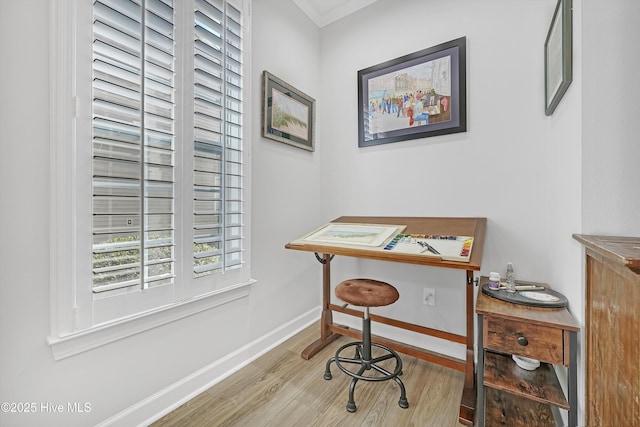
[48,0,253,361]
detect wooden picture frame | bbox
[262,71,315,151]
[357,37,467,147]
[544,0,572,116]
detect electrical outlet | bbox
[423,288,436,306]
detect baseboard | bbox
[96,306,321,427]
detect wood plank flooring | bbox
[150,325,466,426]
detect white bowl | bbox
[512,354,540,370]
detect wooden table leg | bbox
[458,270,476,425]
[301,253,340,360]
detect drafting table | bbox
[285,216,486,425]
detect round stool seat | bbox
[335,278,399,307]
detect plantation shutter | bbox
[193,0,244,277]
[92,0,176,295]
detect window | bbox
[48,0,252,359]
[91,0,177,298]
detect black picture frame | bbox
[544,0,572,116]
[262,71,315,151]
[357,37,466,147]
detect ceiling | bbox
[292,0,379,28]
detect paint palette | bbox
[384,234,474,262]
[519,291,561,302]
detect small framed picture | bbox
[544,0,573,116]
[262,71,315,151]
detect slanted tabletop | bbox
[285,216,486,271]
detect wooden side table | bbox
[476,277,580,426]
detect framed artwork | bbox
[544,0,572,116]
[262,71,315,151]
[300,223,405,247]
[357,37,466,147]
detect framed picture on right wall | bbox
[545,0,572,116]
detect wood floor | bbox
[150,324,466,426]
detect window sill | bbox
[47,279,256,360]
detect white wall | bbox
[582,0,640,235]
[315,2,586,423]
[249,0,323,341]
[317,0,583,349]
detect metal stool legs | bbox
[324,307,409,413]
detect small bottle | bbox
[506,262,516,293]
[488,272,501,290]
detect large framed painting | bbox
[262,71,315,151]
[357,37,466,147]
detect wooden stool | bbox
[324,278,409,412]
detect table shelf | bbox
[485,388,556,427]
[484,352,568,409]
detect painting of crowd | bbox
[359,39,465,146]
[368,89,450,129]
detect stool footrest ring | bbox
[330,342,402,381]
[324,341,409,412]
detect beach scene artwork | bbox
[270,88,309,141]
